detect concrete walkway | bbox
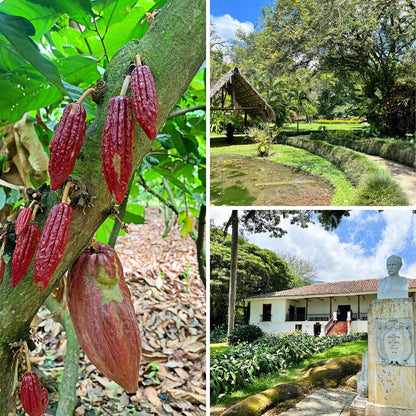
[365,155,416,205]
[277,389,357,416]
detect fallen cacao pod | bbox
[20,371,48,416]
[12,224,40,287]
[34,203,73,291]
[15,207,32,236]
[68,241,141,392]
[102,77,135,204]
[130,59,158,140]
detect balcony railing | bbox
[260,314,272,322]
[286,313,331,322]
[351,313,367,321]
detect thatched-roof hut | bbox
[210,67,275,122]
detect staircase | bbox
[328,321,348,335]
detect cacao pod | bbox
[130,64,158,140]
[12,224,40,287]
[34,203,73,291]
[15,207,32,236]
[20,372,48,416]
[0,258,4,284]
[101,95,135,204]
[48,102,86,190]
[68,242,141,392]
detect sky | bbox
[210,0,270,45]
[210,209,416,283]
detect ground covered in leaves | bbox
[24,209,206,416]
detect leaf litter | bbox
[26,208,206,415]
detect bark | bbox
[227,210,239,338]
[0,0,205,413]
[44,296,80,416]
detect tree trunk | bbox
[0,0,205,412]
[227,210,238,338]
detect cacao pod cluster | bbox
[101,56,158,203]
[12,183,74,291]
[68,241,142,392]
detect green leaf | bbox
[180,215,193,238]
[123,202,145,224]
[95,216,115,244]
[27,0,92,21]
[0,12,66,93]
[0,187,6,211]
[0,0,59,41]
[62,81,96,117]
[155,134,174,149]
[57,55,100,86]
[6,188,20,205]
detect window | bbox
[261,304,272,322]
[295,324,302,331]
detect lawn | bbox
[211,144,356,205]
[213,339,368,406]
[210,342,228,355]
[283,122,365,131]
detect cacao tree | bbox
[0,0,205,413]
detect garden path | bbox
[275,388,356,416]
[365,155,416,205]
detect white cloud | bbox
[211,14,254,45]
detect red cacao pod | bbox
[20,372,48,416]
[0,258,4,284]
[68,242,141,392]
[15,207,32,236]
[101,95,135,204]
[12,224,40,287]
[34,203,73,291]
[131,64,158,140]
[48,102,86,190]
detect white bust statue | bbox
[377,255,409,299]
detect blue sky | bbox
[210,0,270,45]
[210,209,416,283]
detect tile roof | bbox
[247,278,416,299]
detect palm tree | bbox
[289,88,310,133]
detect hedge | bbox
[279,137,409,206]
[210,332,367,402]
[310,132,415,168]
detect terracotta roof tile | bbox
[248,278,416,299]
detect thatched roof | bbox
[210,67,275,121]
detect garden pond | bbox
[210,154,334,206]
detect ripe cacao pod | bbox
[0,258,4,284]
[34,203,73,291]
[20,372,48,416]
[15,207,32,236]
[101,95,135,204]
[12,224,40,287]
[68,242,141,392]
[48,102,86,190]
[130,64,158,140]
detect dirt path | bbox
[365,155,416,205]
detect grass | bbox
[284,122,365,131]
[213,339,368,406]
[210,342,228,355]
[211,144,356,205]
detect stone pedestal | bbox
[350,298,416,415]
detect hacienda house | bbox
[247,278,416,337]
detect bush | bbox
[310,132,415,168]
[210,332,367,402]
[211,325,228,343]
[228,324,264,345]
[281,137,409,205]
[314,117,362,124]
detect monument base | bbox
[365,402,416,416]
[349,396,366,416]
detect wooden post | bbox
[357,295,360,319]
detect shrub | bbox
[310,132,415,168]
[210,332,367,402]
[228,324,264,345]
[314,117,362,124]
[211,325,228,343]
[281,137,410,205]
